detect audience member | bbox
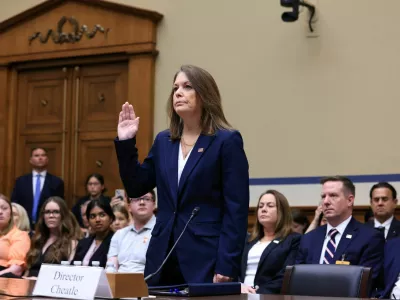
[291,209,309,234]
[11,203,30,233]
[25,197,82,278]
[0,194,30,278]
[365,182,400,240]
[107,191,156,273]
[305,204,327,233]
[111,203,131,231]
[241,190,300,294]
[72,199,114,267]
[296,176,385,293]
[72,174,110,228]
[379,237,400,299]
[80,200,91,237]
[11,147,64,228]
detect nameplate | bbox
[32,264,112,300]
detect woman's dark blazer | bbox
[240,232,301,294]
[72,231,114,267]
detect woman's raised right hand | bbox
[117,102,140,140]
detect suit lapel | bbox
[256,239,280,273]
[177,134,216,197]
[313,226,327,264]
[388,218,400,239]
[164,136,179,208]
[334,218,359,262]
[26,174,34,215]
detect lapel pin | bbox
[273,240,279,244]
[346,234,352,239]
[198,148,204,152]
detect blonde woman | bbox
[0,194,30,277]
[11,203,30,232]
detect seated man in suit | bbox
[296,176,385,292]
[11,147,64,227]
[366,182,400,240]
[380,237,400,299]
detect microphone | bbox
[144,207,200,282]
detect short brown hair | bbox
[249,190,293,242]
[320,176,355,196]
[167,65,233,140]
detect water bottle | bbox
[105,261,117,273]
[92,261,100,267]
[61,261,70,266]
[73,261,82,266]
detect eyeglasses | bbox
[44,210,61,216]
[129,196,154,203]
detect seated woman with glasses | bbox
[25,197,82,278]
[240,190,301,294]
[72,198,114,267]
[0,194,30,278]
[107,191,156,273]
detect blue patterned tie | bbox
[323,228,339,264]
[32,174,41,223]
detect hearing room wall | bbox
[1,0,400,206]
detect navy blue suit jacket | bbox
[365,217,400,240]
[114,129,249,285]
[240,233,301,294]
[72,231,114,268]
[380,237,400,298]
[296,217,384,289]
[11,172,64,226]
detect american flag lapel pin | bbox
[198,148,204,153]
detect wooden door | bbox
[15,61,128,207]
[15,67,73,185]
[70,62,128,203]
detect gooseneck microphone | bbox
[144,207,200,283]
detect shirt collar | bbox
[326,215,352,237]
[374,215,393,228]
[131,214,156,233]
[32,170,47,177]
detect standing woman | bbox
[115,65,249,285]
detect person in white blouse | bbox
[114,65,249,285]
[240,190,301,294]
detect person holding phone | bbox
[114,65,249,285]
[71,174,111,228]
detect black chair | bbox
[281,264,371,298]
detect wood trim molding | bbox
[0,0,163,34]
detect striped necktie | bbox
[323,228,339,264]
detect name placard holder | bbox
[32,264,148,299]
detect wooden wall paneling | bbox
[128,55,155,162]
[0,67,8,194]
[4,69,17,197]
[0,0,162,203]
[78,62,128,132]
[75,131,122,202]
